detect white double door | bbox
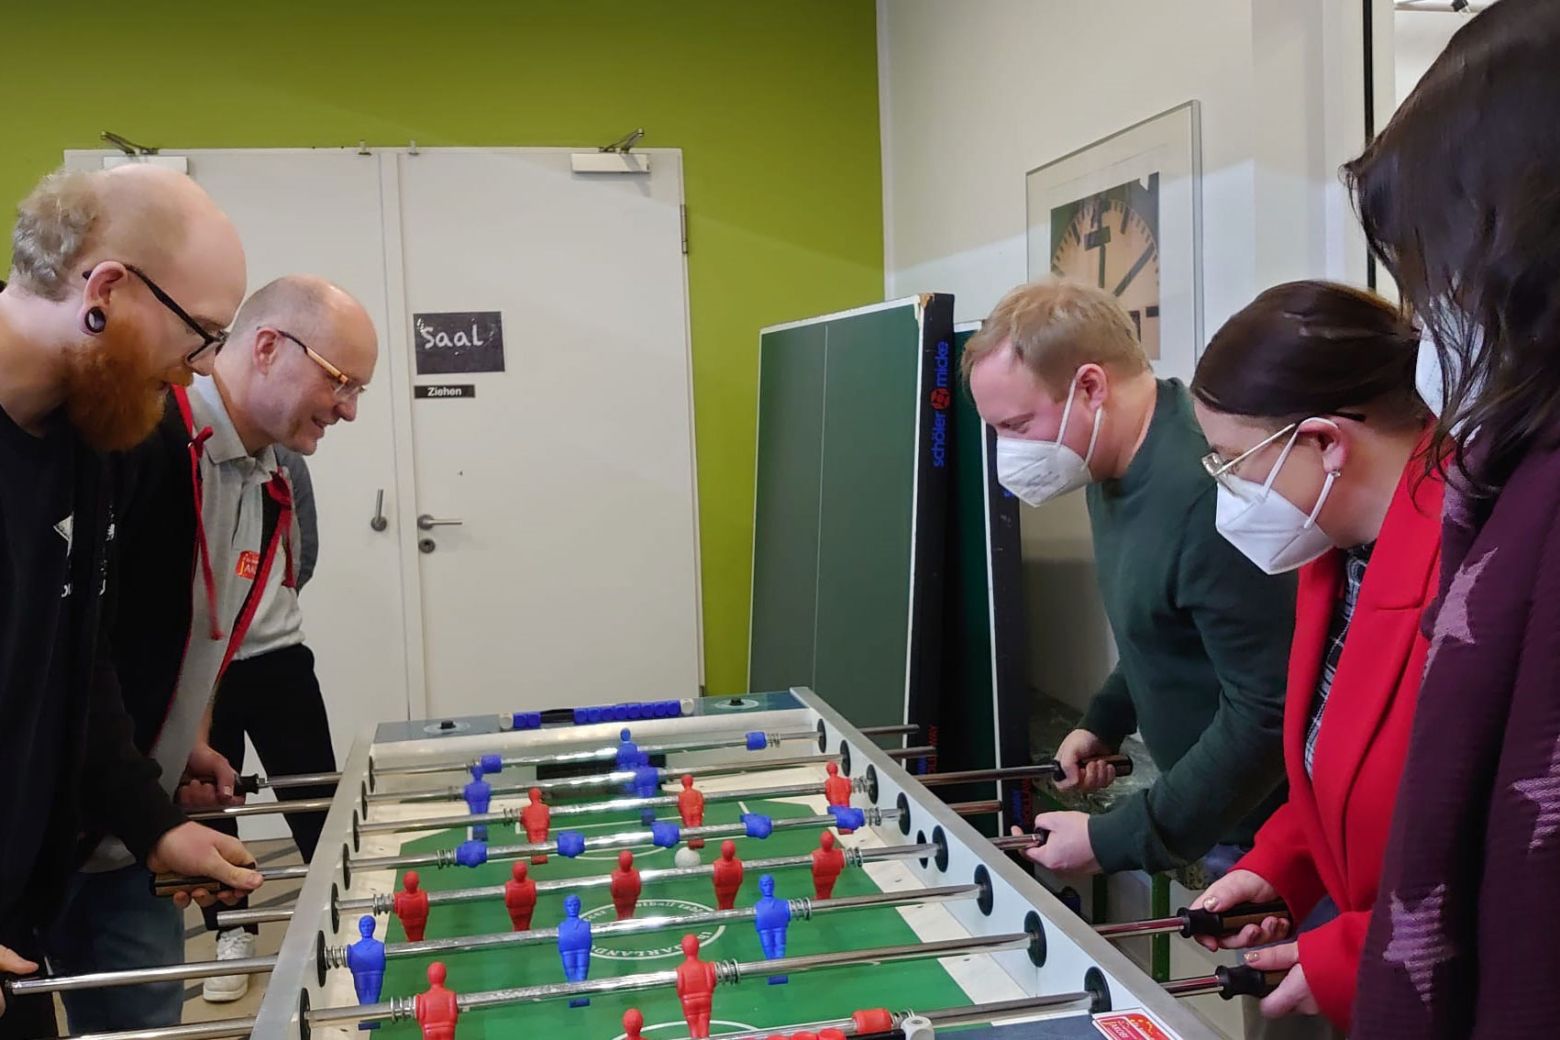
[69,147,705,751]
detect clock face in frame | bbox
[1049,173,1161,360]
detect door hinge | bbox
[681,204,689,255]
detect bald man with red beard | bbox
[0,165,263,1037]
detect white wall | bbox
[878,0,1380,719]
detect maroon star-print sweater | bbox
[1353,438,1560,1037]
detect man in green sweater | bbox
[964,278,1291,877]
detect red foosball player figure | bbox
[675,934,719,1039]
[395,870,431,942]
[823,761,852,810]
[852,1009,894,1035]
[811,831,845,899]
[504,861,538,931]
[818,1029,848,1040]
[520,787,551,864]
[624,1008,645,1040]
[415,961,459,1040]
[711,839,744,910]
[611,849,643,919]
[677,774,706,849]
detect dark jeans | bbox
[201,643,337,934]
[43,864,184,1032]
[0,923,55,1039]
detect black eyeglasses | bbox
[81,263,229,365]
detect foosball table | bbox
[13,689,1290,1039]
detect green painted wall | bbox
[0,2,885,695]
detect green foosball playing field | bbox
[364,794,976,1039]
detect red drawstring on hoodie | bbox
[172,385,296,643]
[265,477,295,591]
[173,388,224,641]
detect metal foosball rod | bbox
[232,723,923,791]
[376,724,923,781]
[357,775,871,836]
[1093,900,1291,941]
[915,754,1133,788]
[59,1020,258,1040]
[234,769,341,795]
[375,727,834,779]
[50,965,1287,1040]
[183,797,333,823]
[1162,965,1290,1000]
[210,905,294,927]
[9,883,979,997]
[706,965,1292,1040]
[308,932,1037,1029]
[367,752,846,806]
[366,750,1122,812]
[683,994,1105,1040]
[349,806,897,875]
[990,832,1049,853]
[328,883,981,967]
[52,934,1035,1039]
[219,840,938,928]
[155,806,895,895]
[860,724,920,738]
[209,807,1122,925]
[149,863,312,893]
[345,837,927,914]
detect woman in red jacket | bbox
[1187,281,1441,1031]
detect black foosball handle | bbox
[1044,753,1135,782]
[1179,900,1292,938]
[1216,964,1290,999]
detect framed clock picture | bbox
[1026,101,1203,380]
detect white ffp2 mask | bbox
[1415,305,1484,425]
[1214,423,1338,575]
[995,375,1103,507]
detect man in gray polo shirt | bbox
[42,275,378,1032]
[199,446,340,1003]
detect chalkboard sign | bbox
[413,311,506,375]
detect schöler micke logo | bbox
[930,340,951,467]
[582,899,723,959]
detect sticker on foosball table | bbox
[1091,1009,1180,1040]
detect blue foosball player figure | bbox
[464,764,492,816]
[557,893,593,1006]
[616,728,644,771]
[346,915,386,1029]
[753,874,792,985]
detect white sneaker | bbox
[202,928,257,1003]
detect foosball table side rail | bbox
[259,725,375,1038]
[799,688,1217,1038]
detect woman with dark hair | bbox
[1187,281,1439,1033]
[1341,0,1560,1034]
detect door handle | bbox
[370,489,389,532]
[417,514,463,531]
